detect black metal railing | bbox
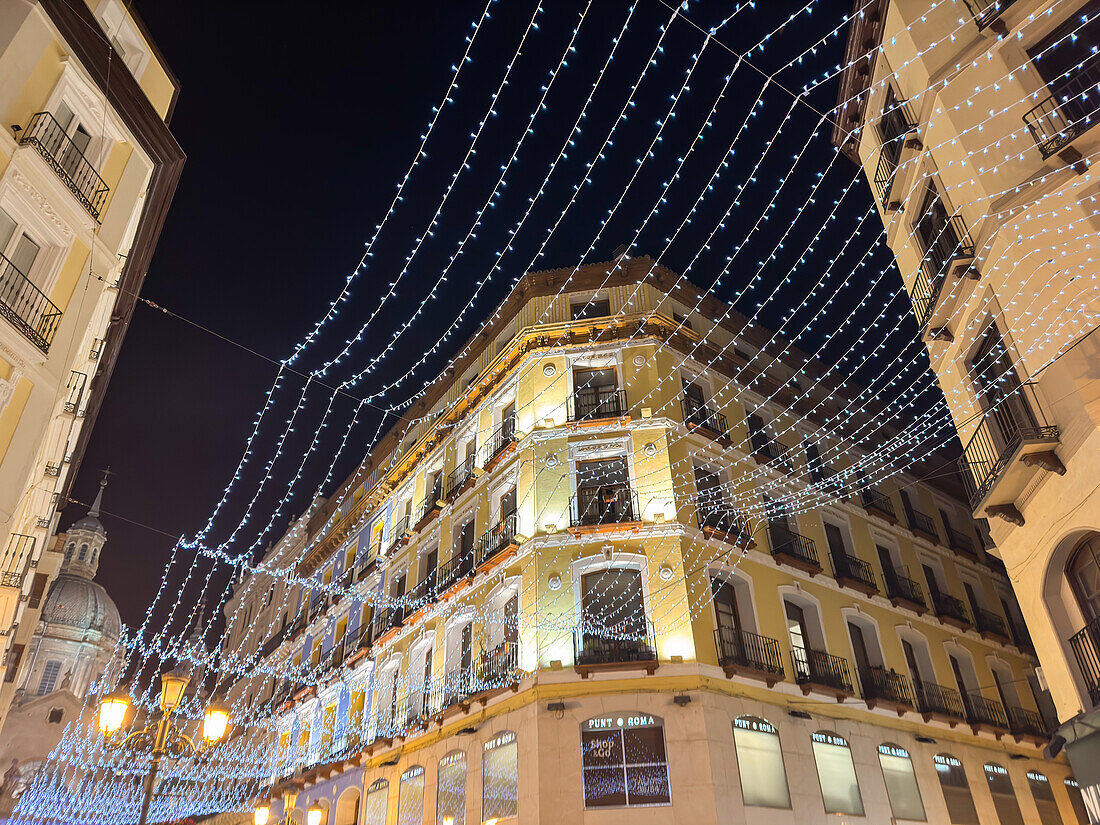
[963,0,1017,29]
[1009,619,1035,653]
[575,622,657,668]
[383,516,410,556]
[19,111,109,219]
[861,665,916,708]
[371,604,404,639]
[569,386,627,422]
[682,396,727,438]
[964,692,1009,729]
[1069,618,1100,707]
[792,646,854,694]
[476,641,520,690]
[832,551,878,592]
[714,627,784,678]
[260,623,292,659]
[439,546,476,590]
[946,525,976,556]
[959,383,1059,510]
[767,522,821,569]
[912,214,975,326]
[345,622,372,660]
[444,456,476,501]
[1007,705,1047,738]
[413,490,442,527]
[405,573,438,610]
[906,507,939,541]
[883,568,926,610]
[914,679,966,720]
[1024,51,1100,158]
[353,555,377,585]
[860,488,896,520]
[934,594,971,626]
[475,512,518,567]
[571,482,639,527]
[697,502,753,545]
[480,419,518,466]
[975,607,1009,639]
[751,434,791,467]
[434,667,476,711]
[874,101,917,204]
[308,594,326,622]
[0,251,63,353]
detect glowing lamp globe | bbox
[306,806,323,825]
[202,703,230,743]
[253,806,270,825]
[159,671,190,711]
[97,693,130,735]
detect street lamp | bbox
[97,669,230,825]
[306,806,323,825]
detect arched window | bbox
[985,763,1024,825]
[482,730,518,821]
[64,542,74,561]
[363,778,388,825]
[878,744,925,821]
[436,751,466,825]
[36,660,62,695]
[810,732,863,816]
[732,716,789,809]
[934,754,979,825]
[78,544,88,561]
[578,565,650,660]
[581,713,670,808]
[397,766,424,825]
[1067,534,1100,620]
[1027,771,1065,825]
[1065,778,1090,825]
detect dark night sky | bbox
[62,0,928,641]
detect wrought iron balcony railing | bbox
[964,692,1009,730]
[914,679,966,721]
[906,506,940,543]
[1007,705,1047,739]
[883,567,926,611]
[383,516,410,557]
[767,522,821,571]
[444,455,476,501]
[912,214,975,326]
[860,487,896,521]
[1069,617,1100,707]
[571,482,639,528]
[860,665,916,709]
[751,434,791,467]
[575,622,657,669]
[832,551,878,593]
[963,0,1017,29]
[714,627,784,679]
[682,396,727,438]
[1023,51,1100,158]
[568,386,627,423]
[479,418,518,468]
[946,525,976,556]
[476,640,520,691]
[0,250,62,353]
[697,502,753,546]
[873,100,917,205]
[934,593,971,627]
[413,489,443,529]
[475,512,518,568]
[19,111,110,219]
[792,646,854,695]
[405,573,438,611]
[975,607,1009,640]
[439,547,476,591]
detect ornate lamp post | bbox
[254,789,306,825]
[97,669,231,825]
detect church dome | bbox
[39,574,121,641]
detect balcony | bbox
[480,419,518,472]
[860,665,916,714]
[714,627,784,687]
[18,111,109,220]
[964,692,1010,734]
[353,555,378,585]
[1023,51,1100,158]
[914,680,966,725]
[439,548,476,594]
[1006,705,1048,744]
[792,646,855,701]
[750,435,791,470]
[831,551,878,596]
[444,456,477,502]
[475,641,521,697]
[682,397,728,441]
[475,512,519,571]
[975,607,1010,642]
[933,594,972,631]
[1009,619,1035,654]
[0,251,63,354]
[912,214,976,330]
[569,482,641,533]
[873,101,918,209]
[697,503,755,549]
[574,623,658,678]
[405,574,438,616]
[959,384,1062,523]
[568,386,628,425]
[906,507,940,544]
[883,568,927,614]
[946,525,976,557]
[767,522,821,576]
[412,490,443,532]
[433,667,477,714]
[371,604,404,641]
[963,0,1017,30]
[1069,618,1100,707]
[383,517,410,557]
[860,488,897,523]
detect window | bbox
[397,766,425,825]
[934,754,979,825]
[574,456,633,526]
[482,730,518,821]
[581,714,671,808]
[0,206,41,281]
[571,297,610,320]
[878,744,926,821]
[364,779,388,825]
[1067,533,1100,621]
[810,732,864,816]
[1065,778,1091,825]
[37,660,61,695]
[437,751,466,825]
[986,763,1024,825]
[47,707,63,724]
[732,716,790,809]
[1027,771,1065,825]
[572,367,622,421]
[78,544,88,561]
[579,567,650,664]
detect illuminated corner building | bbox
[834,0,1100,817]
[221,258,1083,824]
[0,0,183,735]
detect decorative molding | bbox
[7,167,76,243]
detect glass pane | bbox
[582,728,626,808]
[623,726,670,806]
[733,717,791,809]
[436,751,466,825]
[397,767,425,825]
[0,207,15,254]
[1065,778,1091,825]
[811,734,864,816]
[364,781,388,825]
[482,731,518,820]
[986,764,1025,825]
[1027,772,1065,825]
[879,746,926,821]
[935,755,979,825]
[10,234,39,278]
[582,568,645,637]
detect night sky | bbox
[62,0,931,643]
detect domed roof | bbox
[39,574,121,640]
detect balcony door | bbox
[970,326,1038,450]
[576,457,629,524]
[695,466,724,522]
[53,102,92,181]
[902,639,926,686]
[573,367,619,420]
[500,402,516,440]
[0,208,40,282]
[581,567,646,641]
[1067,534,1100,621]
[1027,1,1100,125]
[712,578,743,656]
[847,622,873,677]
[914,183,957,273]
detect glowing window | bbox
[482,730,518,820]
[397,766,424,825]
[581,714,671,808]
[436,751,466,825]
[731,716,790,809]
[811,732,863,816]
[878,744,925,821]
[364,779,388,825]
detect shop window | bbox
[934,754,979,825]
[483,730,519,821]
[363,778,388,825]
[1065,778,1090,825]
[581,713,671,808]
[397,766,425,825]
[1027,771,1065,825]
[878,744,926,821]
[810,732,864,816]
[732,716,790,809]
[437,751,467,825]
[985,763,1024,825]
